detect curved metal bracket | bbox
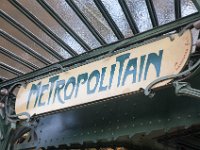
[144,58,200,97]
[173,82,200,99]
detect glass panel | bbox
[74,0,118,43]
[1,18,57,63]
[125,0,152,32]
[0,68,16,79]
[0,0,71,59]
[101,0,133,38]
[45,0,101,49]
[181,0,198,17]
[18,0,86,54]
[0,53,31,73]
[0,37,45,68]
[152,0,175,25]
[191,29,199,52]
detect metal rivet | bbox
[0,89,8,96]
[0,103,5,109]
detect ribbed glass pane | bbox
[46,0,101,49]
[101,0,133,38]
[1,18,57,63]
[1,0,71,59]
[0,53,31,73]
[0,37,45,68]
[74,0,118,43]
[152,0,175,25]
[181,0,198,17]
[18,0,86,54]
[125,0,152,32]
[0,68,16,79]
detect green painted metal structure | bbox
[0,0,200,149]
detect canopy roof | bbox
[0,0,200,88]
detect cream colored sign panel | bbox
[15,30,192,117]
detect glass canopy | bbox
[0,0,199,83]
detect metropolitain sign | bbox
[15,30,192,118]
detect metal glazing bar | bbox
[145,0,159,27]
[0,11,64,61]
[0,76,8,82]
[118,0,139,34]
[0,47,39,70]
[0,30,51,65]
[93,0,124,40]
[0,13,199,89]
[0,63,23,76]
[174,0,181,20]
[191,0,200,11]
[65,0,106,45]
[37,0,91,52]
[9,0,78,56]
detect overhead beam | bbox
[191,0,200,11]
[145,0,159,27]
[0,47,39,70]
[93,0,124,40]
[174,0,181,20]
[0,63,23,76]
[37,0,91,52]
[0,13,199,89]
[0,76,8,82]
[0,30,51,65]
[65,0,107,45]
[0,10,64,60]
[9,0,78,57]
[118,0,139,34]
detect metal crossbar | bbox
[0,11,64,61]
[0,13,199,89]
[0,0,200,86]
[9,0,78,57]
[37,0,91,52]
